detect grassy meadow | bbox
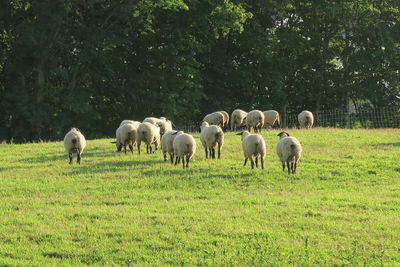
[0,128,399,266]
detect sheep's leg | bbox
[69,153,73,164]
[290,162,294,173]
[77,153,81,165]
[149,145,152,154]
[163,152,167,162]
[205,148,208,159]
[211,148,215,159]
[186,155,189,168]
[217,143,221,159]
[293,161,297,174]
[243,158,248,166]
[169,153,174,164]
[177,156,181,164]
[286,160,291,174]
[282,162,285,171]
[250,157,254,169]
[129,144,133,154]
[174,156,179,165]
[182,156,185,169]
[255,157,258,168]
[261,157,264,169]
[124,144,127,154]
[137,142,141,155]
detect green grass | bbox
[0,128,399,266]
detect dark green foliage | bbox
[1,0,399,142]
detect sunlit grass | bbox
[0,128,399,265]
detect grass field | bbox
[0,128,399,266]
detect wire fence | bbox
[177,107,400,132]
[284,107,400,129]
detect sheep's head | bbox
[200,121,209,130]
[277,131,290,139]
[111,140,123,151]
[236,131,250,141]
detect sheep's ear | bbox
[171,132,178,135]
[235,132,243,136]
[110,141,117,144]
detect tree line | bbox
[1,0,399,142]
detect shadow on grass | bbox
[371,142,400,147]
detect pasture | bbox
[0,128,399,265]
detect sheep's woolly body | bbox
[246,110,265,133]
[200,121,224,159]
[136,122,161,154]
[263,110,280,128]
[203,112,224,128]
[298,110,314,129]
[276,132,302,174]
[120,120,140,127]
[216,111,229,130]
[161,130,183,163]
[115,122,140,153]
[240,131,266,169]
[143,117,161,125]
[230,109,247,131]
[173,133,197,168]
[156,120,173,136]
[63,128,86,164]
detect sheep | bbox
[63,128,86,164]
[217,111,230,131]
[143,117,161,125]
[160,117,175,128]
[112,122,140,153]
[119,120,140,127]
[136,122,161,154]
[156,120,173,137]
[246,110,265,133]
[200,121,224,159]
[161,130,183,164]
[298,110,314,129]
[263,110,280,129]
[230,109,247,131]
[236,131,266,169]
[172,132,197,169]
[276,131,302,174]
[203,112,224,128]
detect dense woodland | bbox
[1,0,399,142]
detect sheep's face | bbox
[236,131,250,141]
[277,131,289,139]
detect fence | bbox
[178,107,400,132]
[284,107,400,129]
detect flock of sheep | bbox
[63,109,314,174]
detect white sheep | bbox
[136,122,161,154]
[276,131,302,174]
[237,131,266,169]
[200,121,224,159]
[156,120,173,137]
[119,120,139,127]
[263,110,280,129]
[112,122,140,153]
[161,130,183,163]
[63,128,86,164]
[143,117,161,125]
[160,117,175,128]
[246,110,265,133]
[217,111,229,131]
[172,132,197,169]
[298,110,314,129]
[230,109,247,131]
[203,112,224,128]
